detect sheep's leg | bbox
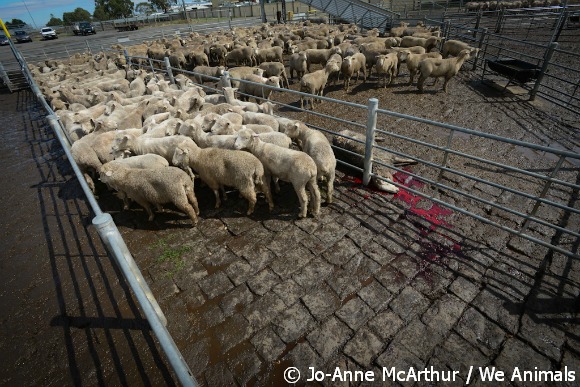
[294,184,309,218]
[300,95,304,110]
[185,186,200,216]
[325,170,335,204]
[408,69,415,84]
[306,177,321,217]
[135,199,155,221]
[175,195,198,227]
[443,76,451,93]
[259,173,275,211]
[239,186,257,215]
[212,189,222,208]
[417,75,426,92]
[220,185,228,201]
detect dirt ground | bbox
[1,20,578,386]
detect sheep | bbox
[254,46,284,64]
[238,74,281,103]
[143,118,183,138]
[417,49,472,93]
[304,47,342,71]
[259,62,290,88]
[192,65,225,84]
[332,130,417,194]
[179,122,291,149]
[100,154,170,209]
[224,67,264,88]
[441,39,480,58]
[242,111,280,131]
[111,133,196,163]
[234,129,321,218]
[99,163,199,226]
[222,86,274,114]
[398,50,443,84]
[172,144,271,215]
[400,36,443,52]
[71,128,143,193]
[289,52,308,80]
[374,53,399,88]
[225,46,256,66]
[341,53,367,92]
[299,61,340,110]
[283,123,336,204]
[211,121,273,135]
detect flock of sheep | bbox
[464,0,561,11]
[28,20,478,226]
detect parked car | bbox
[0,35,8,46]
[13,30,32,43]
[40,27,58,40]
[73,22,96,36]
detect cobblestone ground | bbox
[115,159,579,385]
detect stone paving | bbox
[117,165,580,386]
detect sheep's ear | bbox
[252,133,260,138]
[105,171,113,177]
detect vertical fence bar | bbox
[529,42,558,101]
[363,98,378,186]
[518,154,566,234]
[473,27,488,71]
[123,49,131,68]
[164,56,175,84]
[441,129,455,168]
[149,58,159,80]
[473,11,481,39]
[551,10,567,43]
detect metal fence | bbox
[394,6,580,115]
[116,51,579,258]
[2,38,199,387]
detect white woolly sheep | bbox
[99,163,199,226]
[441,39,479,58]
[299,61,340,110]
[238,74,280,103]
[304,47,342,72]
[398,50,443,84]
[234,129,321,218]
[259,62,290,88]
[192,65,226,84]
[242,111,280,131]
[172,144,271,215]
[111,133,196,163]
[400,36,443,52]
[222,86,274,114]
[417,49,472,93]
[341,53,367,92]
[283,123,336,204]
[374,52,399,88]
[289,52,308,80]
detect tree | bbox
[5,19,27,28]
[135,2,155,14]
[150,0,173,13]
[63,7,92,24]
[46,14,63,26]
[94,0,135,19]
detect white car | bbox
[40,27,58,40]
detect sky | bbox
[0,0,94,29]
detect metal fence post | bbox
[85,40,92,55]
[149,58,159,80]
[550,10,567,43]
[164,56,175,84]
[518,154,566,234]
[441,129,455,168]
[529,42,558,101]
[123,49,131,67]
[473,27,487,71]
[363,98,378,186]
[473,11,482,39]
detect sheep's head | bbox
[284,123,301,139]
[111,134,132,153]
[172,147,189,168]
[234,128,256,150]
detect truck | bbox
[113,21,139,32]
[73,22,96,36]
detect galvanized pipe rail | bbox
[7,39,199,387]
